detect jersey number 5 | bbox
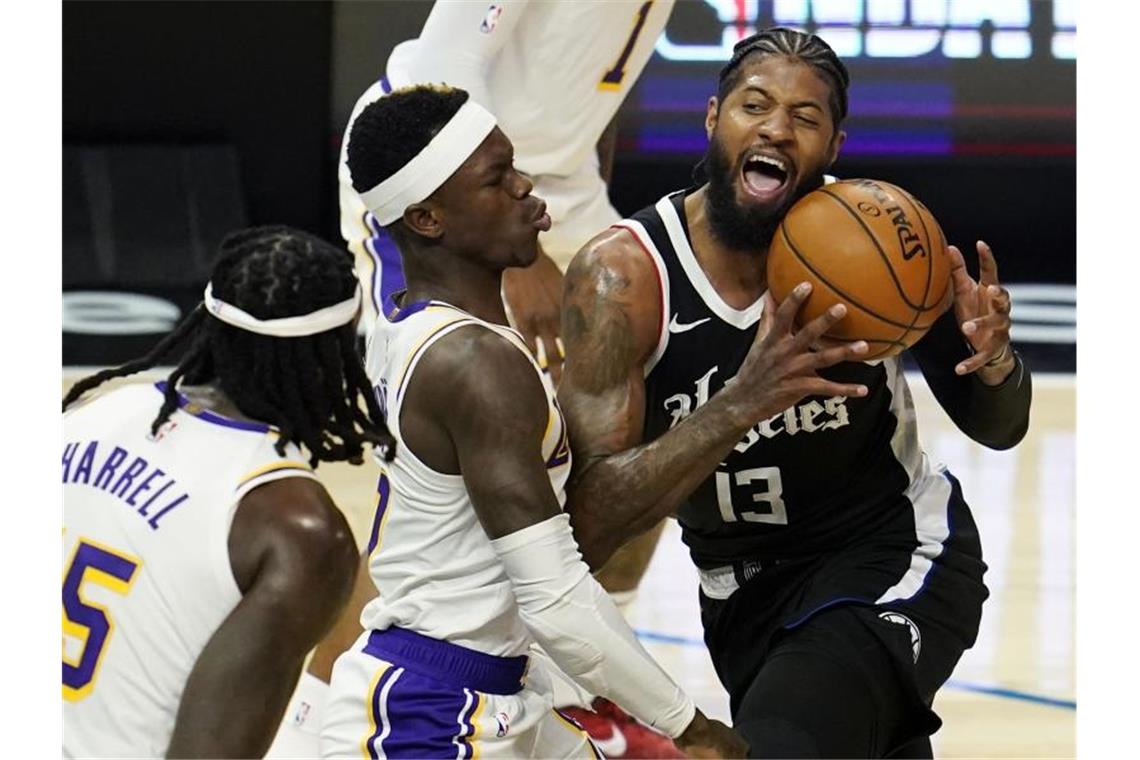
[716,467,788,525]
[62,539,141,701]
[599,1,655,90]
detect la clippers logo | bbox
[480,4,504,33]
[879,611,922,663]
[495,711,511,738]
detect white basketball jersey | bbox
[339,0,675,319]
[359,301,572,657]
[62,383,318,759]
[387,0,674,177]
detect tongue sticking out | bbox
[744,169,783,195]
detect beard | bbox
[702,135,826,253]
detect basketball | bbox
[767,178,953,360]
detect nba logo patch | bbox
[480,4,503,33]
[495,711,511,737]
[290,700,312,728]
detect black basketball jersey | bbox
[625,191,930,571]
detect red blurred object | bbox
[560,697,686,759]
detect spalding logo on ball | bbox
[767,179,953,360]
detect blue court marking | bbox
[633,628,1077,711]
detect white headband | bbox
[358,100,498,225]
[202,280,362,337]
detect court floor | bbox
[62,370,1076,757]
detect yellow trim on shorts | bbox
[359,662,391,759]
[466,692,487,760]
[551,710,600,759]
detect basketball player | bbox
[313,83,818,759]
[341,0,674,375]
[62,227,394,758]
[324,2,678,753]
[557,28,1032,758]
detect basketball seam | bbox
[778,223,917,331]
[890,188,935,344]
[816,186,941,313]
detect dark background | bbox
[62,0,1075,366]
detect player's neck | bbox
[684,187,769,307]
[403,263,509,326]
[177,382,259,425]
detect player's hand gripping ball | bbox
[766,179,953,359]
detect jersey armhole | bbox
[611,220,671,376]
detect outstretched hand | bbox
[947,240,1016,384]
[728,283,869,425]
[503,250,565,384]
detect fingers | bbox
[947,244,976,302]
[793,302,849,351]
[533,333,565,383]
[806,339,869,371]
[976,240,1000,287]
[769,282,812,338]
[801,377,870,398]
[954,342,1010,375]
[962,310,1009,337]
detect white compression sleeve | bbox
[490,514,696,738]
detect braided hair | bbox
[694,27,850,185]
[719,27,850,127]
[62,225,396,467]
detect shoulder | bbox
[566,226,659,290]
[230,477,357,595]
[563,227,663,366]
[411,322,550,433]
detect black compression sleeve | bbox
[908,309,1032,450]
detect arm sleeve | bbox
[410,0,532,112]
[908,309,1032,450]
[489,514,696,739]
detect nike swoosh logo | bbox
[668,314,711,334]
[590,721,628,757]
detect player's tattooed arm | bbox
[559,230,871,569]
[166,479,358,758]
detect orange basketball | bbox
[767,178,953,360]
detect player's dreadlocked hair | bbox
[719,27,850,127]
[62,225,396,467]
[347,84,470,198]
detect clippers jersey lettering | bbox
[628,193,933,570]
[360,301,571,657]
[63,384,317,758]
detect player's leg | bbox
[732,605,939,759]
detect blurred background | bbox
[62,0,1075,371]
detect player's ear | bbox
[705,96,719,139]
[827,129,847,166]
[402,203,444,240]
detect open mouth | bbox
[741,154,791,202]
